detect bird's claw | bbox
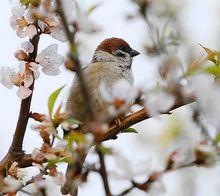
[114,118,123,129]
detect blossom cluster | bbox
[0,3,66,99]
[0,1,98,99]
[0,42,64,99]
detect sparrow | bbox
[61,37,140,195]
[65,37,140,131]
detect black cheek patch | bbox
[116,51,126,58]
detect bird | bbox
[61,37,140,195]
[65,37,140,131]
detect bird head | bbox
[92,37,140,68]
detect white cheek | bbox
[121,54,132,67]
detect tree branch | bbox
[14,94,195,169]
[100,93,195,142]
[0,32,40,178]
[96,146,112,196]
[10,34,39,152]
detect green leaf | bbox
[199,44,217,64]
[20,0,40,6]
[66,118,82,125]
[200,44,215,56]
[47,157,72,167]
[213,132,220,145]
[97,144,112,155]
[121,127,138,134]
[87,4,100,14]
[20,0,31,5]
[48,85,65,117]
[67,132,86,146]
[204,65,220,78]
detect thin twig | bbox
[56,2,96,195]
[114,160,196,196]
[56,0,95,122]
[96,146,112,196]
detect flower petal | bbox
[11,6,25,18]
[10,15,18,30]
[17,85,32,99]
[36,44,58,63]
[44,17,60,27]
[17,29,27,38]
[38,20,47,32]
[42,67,61,76]
[30,62,40,79]
[145,91,175,116]
[26,25,37,39]
[21,41,34,53]
[0,66,14,89]
[25,9,35,23]
[50,25,67,42]
[36,44,63,76]
[24,74,33,88]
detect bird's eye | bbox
[115,51,125,57]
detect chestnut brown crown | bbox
[95,37,140,57]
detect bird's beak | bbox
[130,49,140,57]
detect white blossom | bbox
[0,65,33,99]
[61,0,98,33]
[32,148,44,161]
[149,179,166,196]
[111,155,150,180]
[44,153,58,160]
[29,62,40,79]
[52,172,66,186]
[159,56,183,82]
[77,13,98,33]
[18,63,33,87]
[193,74,220,130]
[8,162,27,180]
[145,90,175,116]
[99,79,138,116]
[17,85,32,99]
[157,112,200,167]
[54,140,68,151]
[50,25,68,42]
[25,8,35,24]
[21,41,34,53]
[38,20,47,32]
[34,179,48,189]
[36,44,64,76]
[10,6,37,39]
[26,24,38,39]
[11,6,25,18]
[33,178,64,195]
[61,0,75,23]
[0,66,14,89]
[38,19,67,42]
[3,177,22,193]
